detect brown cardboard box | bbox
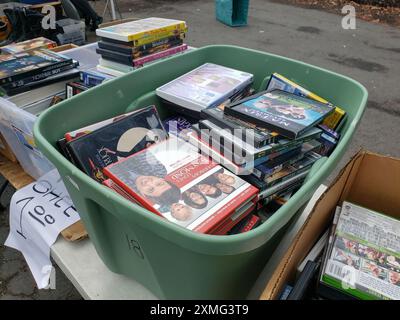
[260,150,400,299]
[49,43,78,52]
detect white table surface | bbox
[50,184,327,300]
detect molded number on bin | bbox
[125,234,144,259]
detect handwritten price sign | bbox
[15,176,78,239]
[5,169,81,289]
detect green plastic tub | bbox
[34,45,367,299]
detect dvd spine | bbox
[3,63,77,89]
[133,44,188,66]
[265,162,314,188]
[199,115,271,148]
[131,26,187,44]
[224,105,296,139]
[133,39,183,59]
[134,36,184,52]
[0,59,74,85]
[252,147,303,180]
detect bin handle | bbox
[304,156,328,183]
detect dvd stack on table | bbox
[0,38,80,96]
[95,17,189,77]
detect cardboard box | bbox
[260,150,400,299]
[49,43,78,52]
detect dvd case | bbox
[225,89,334,139]
[67,105,168,182]
[156,63,254,114]
[103,137,258,234]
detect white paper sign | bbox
[5,169,80,289]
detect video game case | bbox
[66,81,90,98]
[67,105,168,182]
[0,49,74,85]
[225,89,334,140]
[320,203,400,300]
[2,61,78,89]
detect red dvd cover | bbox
[103,137,258,234]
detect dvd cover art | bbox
[266,73,346,130]
[104,137,258,233]
[228,89,334,138]
[322,202,400,300]
[67,105,168,182]
[156,63,253,110]
[0,49,71,82]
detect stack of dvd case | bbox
[0,40,80,96]
[185,86,337,203]
[95,17,189,76]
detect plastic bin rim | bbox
[33,44,368,248]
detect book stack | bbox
[0,45,80,96]
[95,17,189,77]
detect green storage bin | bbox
[34,45,368,299]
